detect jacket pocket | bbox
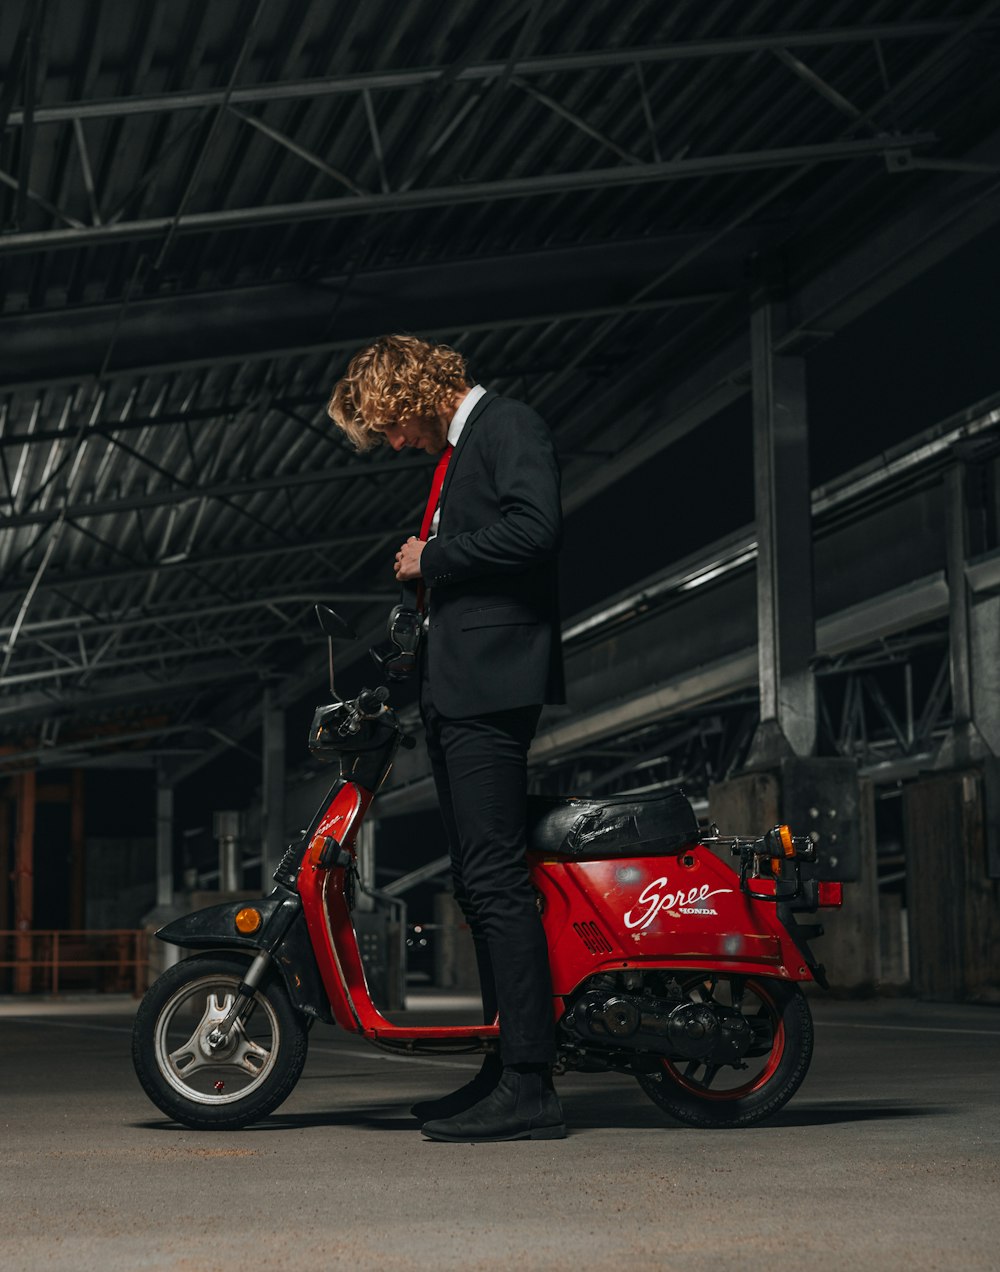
[460,603,540,630]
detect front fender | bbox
[156,891,333,1024]
[156,893,289,951]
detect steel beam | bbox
[558,125,1000,518]
[0,135,934,256]
[0,533,406,600]
[0,257,727,390]
[745,294,816,765]
[0,658,255,723]
[4,26,964,127]
[0,459,435,530]
[0,590,394,639]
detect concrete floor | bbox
[1,990,998,1272]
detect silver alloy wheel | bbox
[153,973,280,1106]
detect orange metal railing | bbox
[0,929,149,997]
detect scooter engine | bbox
[565,988,754,1065]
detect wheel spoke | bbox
[166,991,233,1077]
[700,1063,721,1088]
[233,1033,272,1075]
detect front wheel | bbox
[637,975,813,1128]
[132,952,309,1130]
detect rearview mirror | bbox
[315,605,358,641]
[314,605,357,698]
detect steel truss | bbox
[1,1,997,774]
[532,630,953,807]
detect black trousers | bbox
[420,670,555,1066]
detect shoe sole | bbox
[422,1123,567,1143]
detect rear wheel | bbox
[132,952,308,1130]
[637,974,812,1128]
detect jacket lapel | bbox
[438,389,496,506]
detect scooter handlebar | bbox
[357,686,389,716]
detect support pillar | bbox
[745,291,817,767]
[13,769,35,994]
[261,687,286,881]
[708,763,878,993]
[214,812,241,892]
[902,460,1000,998]
[69,769,85,929]
[0,795,9,934]
[937,461,992,767]
[156,773,174,910]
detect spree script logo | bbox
[624,877,734,930]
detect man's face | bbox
[381,413,448,454]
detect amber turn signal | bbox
[234,907,262,934]
[777,824,795,856]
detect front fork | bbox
[205,950,273,1051]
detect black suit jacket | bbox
[419,391,566,718]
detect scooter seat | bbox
[526,790,699,859]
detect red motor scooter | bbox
[132,606,842,1132]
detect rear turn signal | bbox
[234,907,262,934]
[817,881,843,908]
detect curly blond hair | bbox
[328,334,469,451]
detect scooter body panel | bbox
[535,849,806,996]
[297,781,502,1046]
[295,782,816,1047]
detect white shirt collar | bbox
[447,384,487,446]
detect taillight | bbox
[768,823,796,877]
[817,881,843,907]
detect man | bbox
[328,333,566,1142]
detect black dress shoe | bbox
[421,1069,566,1142]
[410,1056,502,1123]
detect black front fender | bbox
[156,890,333,1024]
[156,893,290,951]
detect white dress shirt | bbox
[427,384,487,540]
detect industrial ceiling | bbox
[1,0,999,780]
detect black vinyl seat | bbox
[526,790,699,859]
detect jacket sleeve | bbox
[420,407,561,587]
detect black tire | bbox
[132,952,309,1131]
[637,975,813,1128]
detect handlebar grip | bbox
[357,686,389,714]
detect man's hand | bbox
[395,536,426,582]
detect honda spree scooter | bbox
[132,605,843,1132]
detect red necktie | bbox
[416,444,453,610]
[419,444,454,540]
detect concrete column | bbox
[69,770,85,929]
[0,796,10,932]
[156,773,174,909]
[745,292,817,767]
[708,759,878,993]
[214,811,241,892]
[13,770,35,993]
[261,687,286,881]
[937,462,992,767]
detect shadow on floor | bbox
[132,1095,951,1135]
